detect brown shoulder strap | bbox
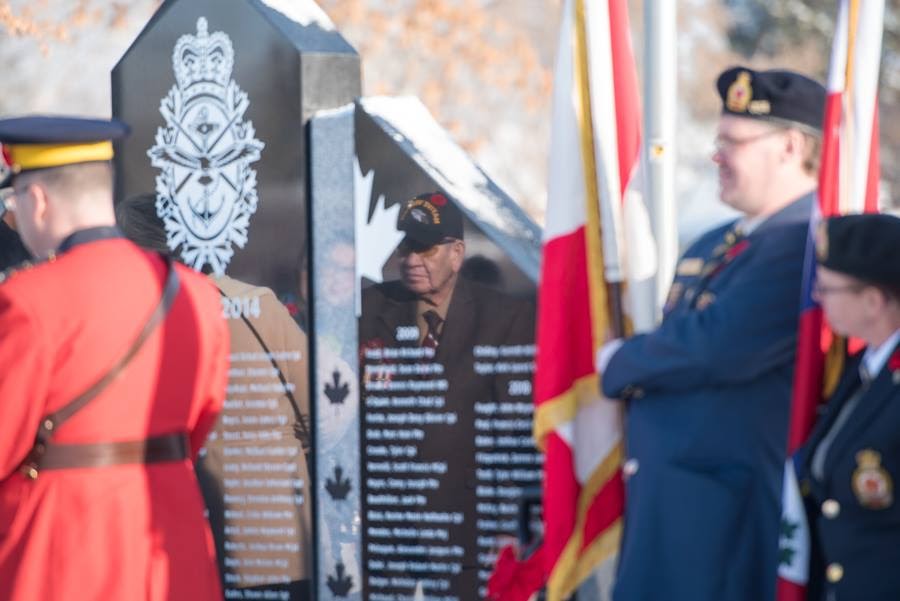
[36,256,181,444]
[216,286,311,459]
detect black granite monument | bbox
[354,97,542,601]
[112,2,543,600]
[112,2,360,599]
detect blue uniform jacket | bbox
[602,193,813,601]
[798,338,900,601]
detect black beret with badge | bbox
[0,115,130,187]
[817,213,900,286]
[397,191,464,248]
[716,66,826,133]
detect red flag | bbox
[776,2,883,599]
[485,1,644,600]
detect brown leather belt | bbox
[20,432,189,478]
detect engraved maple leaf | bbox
[325,464,352,501]
[354,158,404,315]
[326,561,354,597]
[324,369,349,405]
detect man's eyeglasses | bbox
[0,187,14,220]
[713,129,785,154]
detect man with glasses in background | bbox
[361,191,533,358]
[596,67,826,600]
[799,213,900,600]
[359,192,535,595]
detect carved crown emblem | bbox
[173,17,234,95]
[148,16,264,276]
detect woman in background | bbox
[800,213,900,600]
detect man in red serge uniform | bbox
[0,115,228,600]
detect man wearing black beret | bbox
[597,66,826,600]
[798,213,900,600]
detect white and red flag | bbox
[487,1,652,600]
[776,2,883,599]
[535,1,649,599]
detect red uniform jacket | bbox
[0,233,229,601]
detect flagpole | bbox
[643,0,678,318]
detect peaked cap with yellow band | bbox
[0,115,130,187]
[716,66,826,133]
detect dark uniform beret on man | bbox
[597,64,826,601]
[817,213,900,285]
[397,191,464,248]
[717,66,826,132]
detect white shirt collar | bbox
[737,214,767,236]
[862,328,900,379]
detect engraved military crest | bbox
[148,17,264,275]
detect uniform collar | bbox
[736,213,766,236]
[57,226,124,254]
[741,190,816,237]
[862,328,900,380]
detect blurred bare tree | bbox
[0,0,896,222]
[0,0,559,219]
[721,0,900,207]
[318,0,558,219]
[0,0,138,52]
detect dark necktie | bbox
[422,310,443,349]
